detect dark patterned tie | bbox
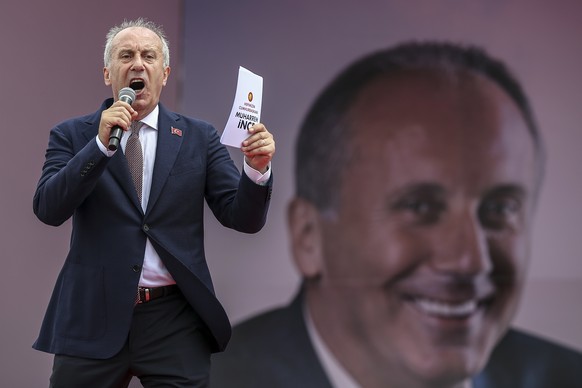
[127,122,143,306]
[126,121,143,204]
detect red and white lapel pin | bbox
[171,127,183,137]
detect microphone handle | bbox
[108,126,124,151]
[107,95,134,151]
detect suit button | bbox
[132,265,142,273]
[143,224,150,232]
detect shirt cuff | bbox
[96,135,116,157]
[243,160,271,186]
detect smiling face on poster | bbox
[295,70,538,386]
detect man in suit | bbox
[33,18,275,387]
[210,42,582,387]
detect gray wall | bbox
[2,0,581,386]
[0,1,182,386]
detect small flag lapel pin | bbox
[171,127,183,137]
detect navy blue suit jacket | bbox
[33,99,272,359]
[210,291,582,388]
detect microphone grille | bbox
[118,87,136,104]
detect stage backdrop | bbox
[2,0,581,387]
[181,0,582,353]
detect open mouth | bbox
[130,79,145,92]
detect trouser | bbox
[50,290,212,388]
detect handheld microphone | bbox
[107,87,136,151]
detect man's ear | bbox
[103,67,111,86]
[162,66,171,86]
[288,197,324,279]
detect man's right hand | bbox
[97,100,138,148]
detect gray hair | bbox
[103,18,170,68]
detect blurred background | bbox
[1,1,581,386]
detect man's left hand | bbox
[242,123,275,174]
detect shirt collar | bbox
[304,304,361,388]
[140,104,159,130]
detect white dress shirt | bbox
[97,104,271,287]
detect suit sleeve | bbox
[33,123,109,226]
[203,124,272,234]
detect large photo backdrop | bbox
[182,0,582,351]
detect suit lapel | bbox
[109,150,143,211]
[146,106,182,215]
[81,105,143,213]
